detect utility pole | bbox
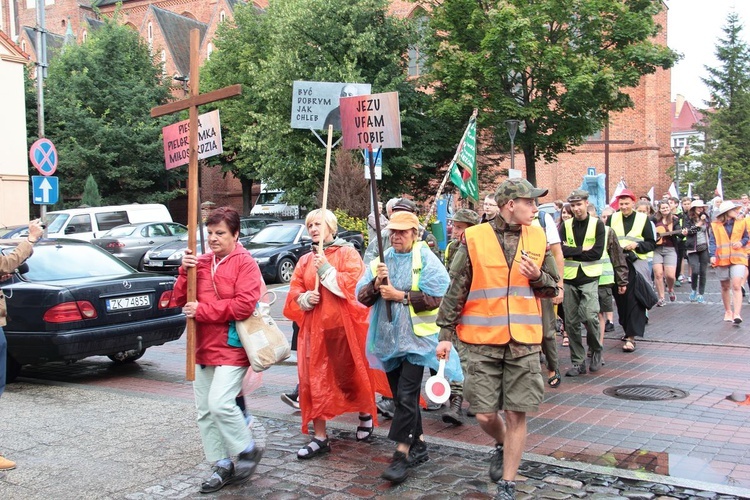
[35,0,48,221]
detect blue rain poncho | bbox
[356,243,463,382]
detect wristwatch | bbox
[402,292,409,306]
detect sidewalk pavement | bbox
[1,268,749,498]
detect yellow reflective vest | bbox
[610,211,653,260]
[599,226,615,285]
[563,217,603,279]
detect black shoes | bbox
[381,450,410,483]
[442,394,464,425]
[495,479,516,500]
[488,443,504,482]
[604,320,615,332]
[280,385,300,409]
[565,363,587,377]
[376,397,395,420]
[200,463,235,494]
[408,439,429,467]
[235,447,263,482]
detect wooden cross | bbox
[150,28,242,381]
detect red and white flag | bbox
[715,167,723,199]
[668,182,679,199]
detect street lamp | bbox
[505,119,521,172]
[671,145,685,198]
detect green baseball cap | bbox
[567,189,590,202]
[495,179,548,207]
[449,209,479,226]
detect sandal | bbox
[297,436,330,459]
[547,370,561,388]
[356,414,374,442]
[562,335,569,347]
[622,340,636,352]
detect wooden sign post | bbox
[150,29,242,381]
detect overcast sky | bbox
[667,0,750,107]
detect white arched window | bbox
[82,30,88,42]
[160,50,166,76]
[207,43,213,60]
[21,40,27,53]
[148,22,153,44]
[220,10,226,23]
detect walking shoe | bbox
[408,439,429,467]
[200,462,235,493]
[724,312,733,322]
[677,274,684,282]
[589,350,603,372]
[686,276,692,283]
[734,315,743,325]
[495,479,517,500]
[656,299,665,307]
[565,363,587,377]
[280,385,300,409]
[668,291,676,302]
[697,295,706,304]
[381,451,409,483]
[0,455,16,471]
[376,397,395,420]
[235,446,263,482]
[604,320,615,332]
[488,443,504,482]
[674,280,682,287]
[689,290,697,302]
[442,394,464,425]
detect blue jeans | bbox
[0,327,7,398]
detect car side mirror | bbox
[65,226,76,234]
[16,262,29,274]
[300,235,312,244]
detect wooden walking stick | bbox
[315,124,334,292]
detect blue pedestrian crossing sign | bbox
[32,175,59,205]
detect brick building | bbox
[1,0,674,214]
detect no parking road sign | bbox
[29,138,58,176]
[32,176,59,205]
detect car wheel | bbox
[107,348,146,364]
[276,257,295,284]
[137,256,146,272]
[6,353,22,383]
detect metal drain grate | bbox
[603,385,689,401]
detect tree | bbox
[683,12,750,198]
[201,0,455,206]
[81,174,102,207]
[422,0,679,185]
[44,15,185,205]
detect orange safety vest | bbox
[457,223,546,346]
[712,219,748,266]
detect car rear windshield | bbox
[17,244,135,281]
[251,225,299,244]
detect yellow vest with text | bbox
[610,211,653,260]
[370,241,439,337]
[563,217,603,279]
[457,223,545,346]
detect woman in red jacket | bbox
[174,207,263,494]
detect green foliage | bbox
[422,0,679,185]
[683,12,750,198]
[201,0,456,204]
[81,174,102,207]
[334,209,369,247]
[43,15,185,205]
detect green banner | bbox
[449,119,478,202]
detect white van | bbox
[250,184,299,218]
[44,204,172,241]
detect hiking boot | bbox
[376,397,395,420]
[488,443,504,482]
[280,385,300,409]
[604,320,614,332]
[408,439,429,467]
[565,363,587,377]
[589,350,603,372]
[441,395,464,426]
[495,479,517,500]
[381,451,409,483]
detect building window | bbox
[407,14,429,77]
[207,43,213,60]
[148,23,153,44]
[21,40,27,53]
[82,30,87,42]
[161,50,166,76]
[220,10,226,23]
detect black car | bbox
[246,220,364,284]
[142,217,278,275]
[0,239,186,382]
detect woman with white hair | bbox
[283,209,376,460]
